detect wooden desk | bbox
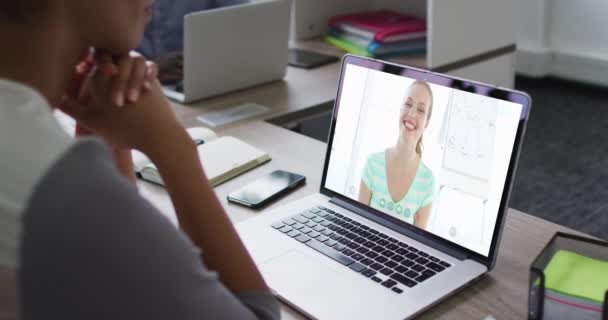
[139,119,585,320]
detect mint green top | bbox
[361,152,435,224]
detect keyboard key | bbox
[375,256,389,263]
[347,242,360,250]
[422,269,436,277]
[306,239,354,266]
[363,241,376,248]
[377,239,389,246]
[356,247,369,255]
[302,212,316,219]
[329,233,341,240]
[334,244,346,252]
[342,249,355,256]
[313,225,325,232]
[354,237,366,244]
[320,220,332,227]
[365,251,379,259]
[406,253,419,260]
[392,287,403,294]
[316,211,329,218]
[377,233,388,239]
[387,237,398,243]
[360,225,370,230]
[372,245,385,254]
[345,232,357,240]
[305,221,317,228]
[313,216,324,223]
[325,216,337,222]
[370,263,383,271]
[397,242,409,249]
[396,248,409,255]
[361,269,377,278]
[360,258,374,266]
[338,238,350,245]
[292,223,305,230]
[337,229,348,235]
[412,264,425,272]
[360,231,371,238]
[308,231,320,238]
[352,253,365,261]
[408,247,419,253]
[333,212,343,218]
[321,229,333,236]
[272,222,285,229]
[309,207,322,214]
[416,274,432,283]
[427,262,446,272]
[390,273,417,288]
[380,268,393,276]
[316,235,329,243]
[295,234,311,243]
[342,217,352,222]
[369,235,380,241]
[401,259,415,267]
[287,230,301,238]
[439,261,451,268]
[371,276,382,283]
[282,219,297,226]
[369,229,379,234]
[325,240,337,247]
[300,227,312,234]
[293,215,309,224]
[418,251,429,258]
[280,226,293,233]
[383,251,395,258]
[317,206,326,210]
[429,256,440,263]
[387,244,399,251]
[405,270,419,279]
[349,262,366,273]
[385,261,398,268]
[381,279,397,288]
[391,255,405,262]
[416,257,429,265]
[395,265,408,273]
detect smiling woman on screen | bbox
[358,80,436,230]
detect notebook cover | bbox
[329,10,426,43]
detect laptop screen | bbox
[323,58,529,257]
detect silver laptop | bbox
[163,0,292,103]
[237,55,531,319]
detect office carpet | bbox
[510,76,608,240]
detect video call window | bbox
[325,64,523,256]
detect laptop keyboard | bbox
[271,206,452,294]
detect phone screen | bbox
[228,170,306,207]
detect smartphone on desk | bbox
[288,48,338,69]
[227,170,306,209]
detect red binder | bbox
[329,10,427,43]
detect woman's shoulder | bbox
[366,151,385,164]
[417,161,436,182]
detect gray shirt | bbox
[0,79,279,319]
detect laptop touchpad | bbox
[260,250,379,318]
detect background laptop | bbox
[237,55,531,319]
[163,0,292,103]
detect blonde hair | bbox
[406,81,434,154]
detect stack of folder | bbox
[325,10,427,58]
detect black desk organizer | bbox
[528,232,608,320]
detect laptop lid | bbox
[181,0,291,103]
[320,55,531,269]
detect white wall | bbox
[517,0,608,86]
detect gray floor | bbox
[511,76,608,240]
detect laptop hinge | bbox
[329,197,468,261]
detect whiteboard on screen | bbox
[442,90,498,181]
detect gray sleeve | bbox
[19,140,279,320]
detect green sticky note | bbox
[542,250,608,303]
